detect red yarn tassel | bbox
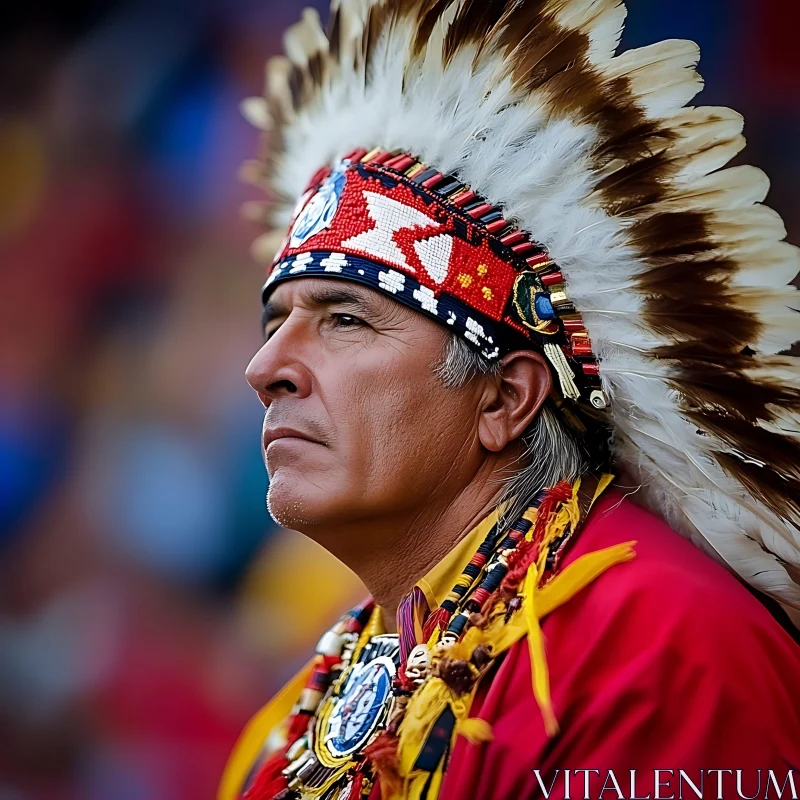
[243,750,290,800]
[422,606,451,642]
[506,481,573,585]
[287,712,311,745]
[243,712,313,798]
[364,732,402,798]
[345,771,365,800]
[533,481,573,541]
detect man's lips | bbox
[263,426,325,450]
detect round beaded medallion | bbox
[318,636,399,760]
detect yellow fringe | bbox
[404,764,445,800]
[523,566,559,737]
[228,539,638,800]
[472,541,639,657]
[521,480,583,738]
[217,657,316,800]
[535,479,582,577]
[522,505,538,540]
[537,541,637,617]
[392,675,475,800]
[456,717,494,744]
[593,473,615,503]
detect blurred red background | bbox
[0,0,797,797]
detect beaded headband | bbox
[263,147,609,410]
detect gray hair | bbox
[433,333,587,528]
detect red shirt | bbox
[439,491,800,799]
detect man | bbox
[220,1,800,798]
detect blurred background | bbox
[0,0,797,797]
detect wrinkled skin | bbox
[245,277,551,613]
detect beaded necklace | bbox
[258,490,554,799]
[239,477,636,800]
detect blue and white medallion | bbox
[318,633,400,760]
[289,160,348,248]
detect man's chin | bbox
[265,473,329,529]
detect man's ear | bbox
[477,350,552,453]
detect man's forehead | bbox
[264,277,403,316]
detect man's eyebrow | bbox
[306,285,379,309]
[261,283,381,334]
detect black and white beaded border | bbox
[263,250,503,360]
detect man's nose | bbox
[245,323,314,406]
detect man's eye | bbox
[332,313,365,329]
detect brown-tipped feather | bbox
[715,448,800,527]
[441,0,508,65]
[644,295,760,351]
[666,359,800,421]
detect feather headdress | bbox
[242,0,800,623]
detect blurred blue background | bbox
[0,0,797,797]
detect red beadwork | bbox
[471,587,491,608]
[451,189,476,207]
[467,202,493,219]
[422,172,443,188]
[562,317,586,333]
[321,654,343,670]
[485,218,508,233]
[288,712,312,742]
[581,361,600,376]
[386,153,415,171]
[540,271,564,287]
[571,337,593,356]
[281,165,517,322]
[305,165,331,191]
[344,147,368,162]
[525,253,552,269]
[271,145,607,405]
[499,230,525,246]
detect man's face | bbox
[245,278,485,533]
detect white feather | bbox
[549,0,627,64]
[603,40,703,117]
[240,97,271,131]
